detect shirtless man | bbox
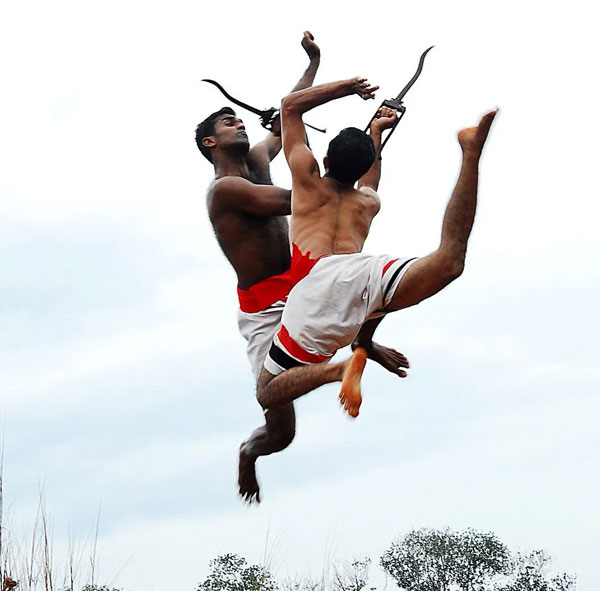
[257,76,497,419]
[197,35,408,503]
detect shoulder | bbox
[212,175,251,193]
[246,144,272,179]
[207,176,253,213]
[211,175,259,200]
[357,185,381,213]
[289,148,321,188]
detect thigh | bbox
[238,305,285,381]
[384,250,454,312]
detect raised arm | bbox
[358,107,398,192]
[281,77,378,181]
[291,31,321,93]
[248,31,321,168]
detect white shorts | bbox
[237,300,286,381]
[236,268,293,381]
[264,252,417,376]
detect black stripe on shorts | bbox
[268,342,305,371]
[383,258,418,300]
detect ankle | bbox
[330,362,347,382]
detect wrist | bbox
[352,338,372,351]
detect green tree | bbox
[198,553,278,591]
[380,528,511,591]
[200,529,576,591]
[497,550,576,591]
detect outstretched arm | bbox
[248,31,321,168]
[281,77,378,181]
[282,77,377,119]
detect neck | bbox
[214,153,251,179]
[324,173,354,191]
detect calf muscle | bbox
[257,363,347,410]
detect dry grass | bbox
[0,440,121,591]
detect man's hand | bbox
[352,318,409,378]
[301,30,320,60]
[353,340,410,378]
[352,77,379,100]
[270,114,281,137]
[370,107,398,135]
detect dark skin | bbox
[203,32,319,504]
[203,34,408,504]
[206,32,321,288]
[206,114,292,289]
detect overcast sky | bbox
[1,0,598,589]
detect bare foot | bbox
[338,347,368,418]
[458,110,497,154]
[301,30,320,60]
[238,442,261,504]
[367,341,409,377]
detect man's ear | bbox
[323,155,329,170]
[202,136,216,148]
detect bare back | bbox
[290,176,380,258]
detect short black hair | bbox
[326,127,376,184]
[195,107,236,162]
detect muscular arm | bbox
[282,77,376,119]
[211,177,291,217]
[281,77,378,180]
[358,107,398,192]
[248,32,321,167]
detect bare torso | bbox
[207,167,291,290]
[290,176,380,258]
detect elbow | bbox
[281,94,299,115]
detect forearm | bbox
[352,317,384,351]
[258,57,320,156]
[282,78,356,116]
[291,56,320,93]
[358,130,383,190]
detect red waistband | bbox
[278,324,333,363]
[291,243,322,286]
[237,268,293,313]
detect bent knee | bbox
[256,370,276,408]
[438,250,465,283]
[256,387,269,410]
[447,258,465,281]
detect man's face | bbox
[212,114,249,154]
